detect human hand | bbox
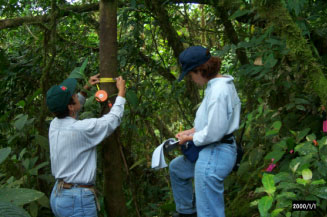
[116,76,126,97]
[83,73,100,90]
[178,134,192,145]
[175,128,195,140]
[89,73,100,86]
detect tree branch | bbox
[0,3,99,30]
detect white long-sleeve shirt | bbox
[193,76,241,146]
[49,95,126,184]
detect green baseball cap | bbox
[46,78,77,113]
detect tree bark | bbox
[99,0,127,216]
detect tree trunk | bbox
[99,0,127,216]
[145,0,200,105]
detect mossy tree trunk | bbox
[255,0,327,105]
[144,0,200,106]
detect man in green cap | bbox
[46,74,126,217]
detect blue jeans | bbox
[50,181,97,217]
[169,142,237,217]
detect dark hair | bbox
[53,96,76,119]
[192,53,222,80]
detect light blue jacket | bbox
[193,76,241,146]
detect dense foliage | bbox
[1,0,327,216]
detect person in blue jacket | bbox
[170,46,241,217]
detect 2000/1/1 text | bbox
[292,201,316,211]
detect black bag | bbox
[233,122,246,171]
[232,142,243,171]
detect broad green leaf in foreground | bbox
[0,188,44,206]
[262,173,276,195]
[0,201,30,217]
[258,196,273,217]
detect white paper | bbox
[151,141,167,170]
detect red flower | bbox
[290,149,294,154]
[265,163,276,172]
[313,140,318,146]
[61,86,67,91]
[265,158,276,172]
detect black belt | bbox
[220,133,234,144]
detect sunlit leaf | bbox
[258,196,273,217]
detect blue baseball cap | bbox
[178,46,211,81]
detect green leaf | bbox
[79,57,88,75]
[294,98,310,105]
[264,150,285,162]
[254,187,265,193]
[69,58,88,79]
[126,90,138,107]
[129,158,146,170]
[258,196,273,217]
[290,156,313,173]
[237,161,250,177]
[277,182,301,191]
[266,121,282,136]
[312,187,327,199]
[249,148,264,166]
[296,128,310,143]
[302,168,312,180]
[35,135,49,151]
[69,67,83,79]
[291,162,300,173]
[306,134,316,142]
[272,121,282,131]
[271,208,284,217]
[29,162,49,176]
[275,192,296,200]
[37,195,50,208]
[272,140,287,150]
[19,148,26,160]
[229,9,251,20]
[0,148,11,165]
[250,199,259,207]
[311,179,326,185]
[29,201,38,217]
[15,100,25,108]
[296,178,308,185]
[296,105,306,111]
[264,53,278,68]
[274,172,292,184]
[14,114,28,131]
[0,201,30,217]
[262,173,276,195]
[0,188,44,206]
[294,142,318,156]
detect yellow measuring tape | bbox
[100,78,116,83]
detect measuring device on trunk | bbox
[95,77,116,102]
